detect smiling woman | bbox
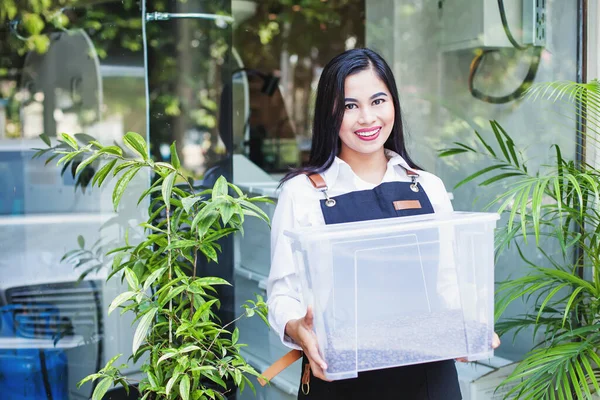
[267,48,501,399]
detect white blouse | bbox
[266,150,454,349]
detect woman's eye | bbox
[373,98,385,105]
[345,104,357,110]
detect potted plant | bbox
[440,80,600,399]
[34,131,271,400]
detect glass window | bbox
[0,0,585,399]
[0,2,146,398]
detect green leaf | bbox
[205,373,227,389]
[108,291,136,314]
[123,132,148,159]
[562,286,585,327]
[93,159,117,187]
[200,243,218,263]
[171,142,181,169]
[113,160,137,176]
[204,228,238,243]
[98,146,123,157]
[220,202,235,225]
[157,351,178,365]
[165,239,200,250]
[124,268,139,289]
[474,130,496,157]
[44,153,59,166]
[479,172,524,186]
[192,299,218,323]
[232,327,239,344]
[180,374,191,400]
[112,166,141,211]
[156,351,179,365]
[159,285,187,307]
[61,133,79,149]
[194,210,219,239]
[240,200,270,225]
[490,120,510,162]
[162,171,177,211]
[143,267,168,291]
[179,345,201,354]
[77,235,85,249]
[104,354,122,369]
[195,277,231,286]
[57,151,79,167]
[166,373,180,396]
[77,373,102,388]
[132,308,157,354]
[75,152,102,175]
[92,377,113,400]
[454,164,508,189]
[182,195,203,213]
[39,133,51,147]
[212,176,228,199]
[492,121,520,167]
[438,148,469,157]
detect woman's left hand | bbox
[456,332,501,363]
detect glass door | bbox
[0,2,147,399]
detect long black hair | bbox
[281,48,421,184]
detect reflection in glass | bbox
[0,1,146,399]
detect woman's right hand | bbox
[285,306,331,381]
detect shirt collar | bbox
[321,150,419,188]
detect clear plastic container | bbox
[285,212,499,380]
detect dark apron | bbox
[298,178,462,400]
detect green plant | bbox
[440,80,600,399]
[34,131,271,400]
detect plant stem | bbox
[190,249,198,316]
[166,206,173,345]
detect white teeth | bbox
[356,128,380,137]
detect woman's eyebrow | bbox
[344,92,388,102]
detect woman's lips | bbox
[354,126,381,141]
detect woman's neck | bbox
[339,149,388,185]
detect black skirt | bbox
[297,356,462,400]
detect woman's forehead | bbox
[344,69,389,97]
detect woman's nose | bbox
[358,108,376,124]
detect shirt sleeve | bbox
[428,174,462,308]
[429,174,454,213]
[266,183,305,350]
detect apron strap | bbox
[307,173,327,190]
[258,349,303,386]
[402,168,421,192]
[307,166,421,196]
[306,173,336,207]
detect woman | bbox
[266,48,500,399]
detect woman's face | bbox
[338,68,395,159]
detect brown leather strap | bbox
[306,173,327,189]
[258,349,303,386]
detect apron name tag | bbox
[393,200,422,211]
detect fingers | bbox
[455,357,468,362]
[308,357,331,381]
[303,336,328,371]
[300,306,330,381]
[492,332,501,349]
